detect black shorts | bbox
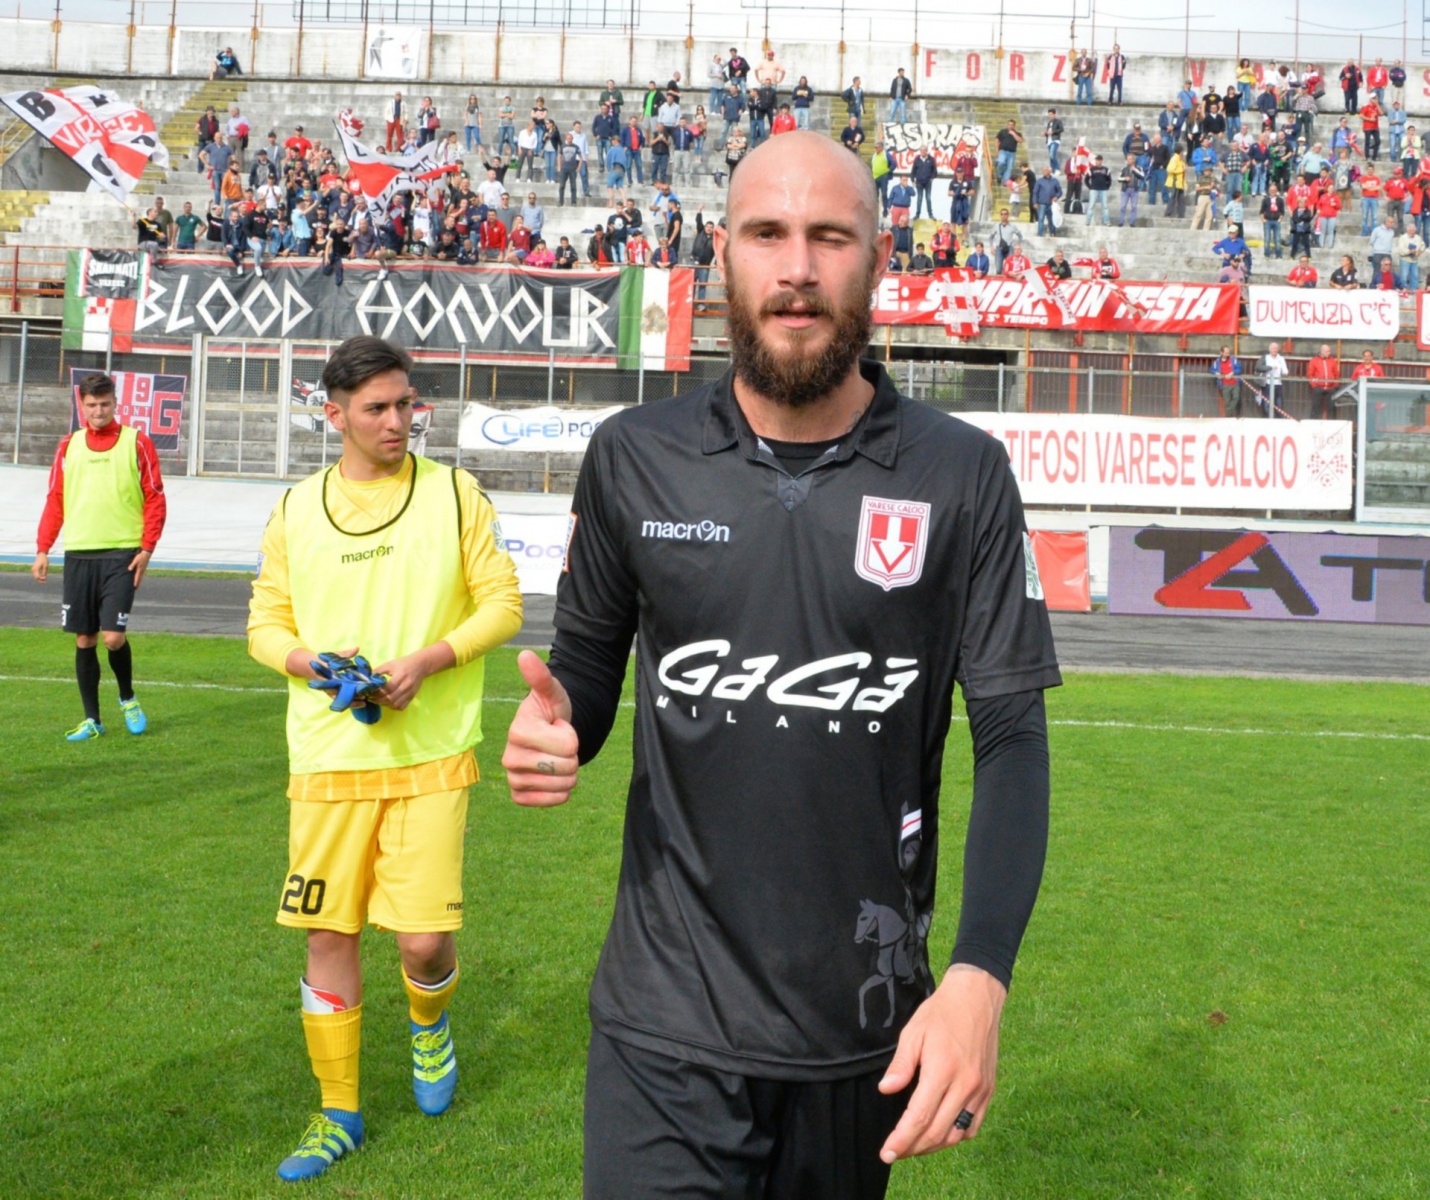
[583,1030,909,1200]
[61,552,138,636]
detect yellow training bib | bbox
[62,424,143,551]
[283,455,485,774]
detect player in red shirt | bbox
[1366,59,1390,102]
[33,372,166,740]
[1352,350,1385,379]
[478,212,508,260]
[1359,101,1383,160]
[1359,165,1382,235]
[1306,344,1340,418]
[1384,167,1409,232]
[770,104,797,136]
[284,124,313,162]
[1287,255,1319,287]
[1316,187,1343,249]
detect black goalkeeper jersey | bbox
[556,360,1061,1080]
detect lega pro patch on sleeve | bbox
[1022,532,1044,601]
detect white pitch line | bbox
[1046,718,1430,743]
[2,676,1425,742]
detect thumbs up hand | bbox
[502,650,580,807]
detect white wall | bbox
[9,17,1430,117]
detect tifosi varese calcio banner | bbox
[873,271,1240,336]
[957,412,1354,511]
[103,258,693,365]
[1109,528,1430,625]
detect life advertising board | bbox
[872,272,1240,336]
[73,257,693,366]
[69,367,186,452]
[1108,528,1430,626]
[496,510,1089,602]
[879,123,983,173]
[458,403,624,453]
[497,512,570,595]
[955,413,1355,511]
[1248,286,1402,341]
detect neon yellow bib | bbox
[62,424,143,551]
[283,455,484,774]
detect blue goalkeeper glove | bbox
[308,652,389,725]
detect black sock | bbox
[76,645,101,722]
[108,641,134,703]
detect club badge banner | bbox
[1248,286,1401,340]
[69,367,187,451]
[69,257,693,366]
[956,412,1354,510]
[1109,528,1430,625]
[879,123,984,173]
[873,272,1240,336]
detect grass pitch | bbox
[0,627,1426,1199]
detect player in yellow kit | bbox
[247,336,522,1182]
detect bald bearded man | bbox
[502,132,1059,1199]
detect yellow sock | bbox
[302,1005,362,1113]
[403,964,458,1027]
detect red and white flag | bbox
[333,118,456,219]
[1,86,167,204]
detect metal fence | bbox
[4,322,1416,497]
[0,324,731,493]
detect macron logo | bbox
[641,519,730,543]
[341,544,395,564]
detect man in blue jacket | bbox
[887,175,915,226]
[592,103,620,169]
[1212,225,1251,280]
[1209,346,1245,415]
[1032,166,1063,236]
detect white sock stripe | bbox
[407,966,457,992]
[4,677,1425,742]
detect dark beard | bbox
[725,254,875,409]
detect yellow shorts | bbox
[276,786,469,934]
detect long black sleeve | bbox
[949,688,1051,990]
[547,626,634,766]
